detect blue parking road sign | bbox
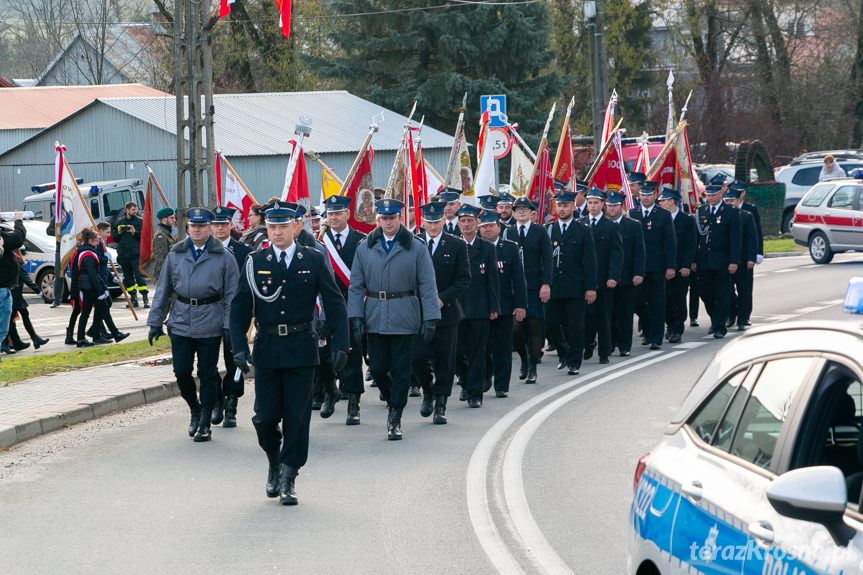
[480,95,507,128]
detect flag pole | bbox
[583,117,624,183]
[551,97,575,181]
[505,120,537,162]
[525,103,557,196]
[646,121,686,181]
[337,112,383,197]
[145,162,171,207]
[678,90,693,124]
[444,93,468,185]
[280,116,313,201]
[305,148,345,187]
[385,102,417,198]
[51,141,64,307]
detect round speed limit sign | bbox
[488,127,512,160]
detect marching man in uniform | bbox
[231,201,348,506]
[347,199,440,440]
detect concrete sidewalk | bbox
[0,355,180,448]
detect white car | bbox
[629,321,863,574]
[17,220,121,302]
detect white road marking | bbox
[501,351,688,574]
[466,353,659,574]
[767,314,796,323]
[795,306,826,314]
[674,342,707,349]
[818,299,845,306]
[774,268,796,274]
[753,274,766,278]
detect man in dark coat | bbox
[547,190,597,375]
[724,186,758,331]
[582,187,623,363]
[230,202,348,505]
[695,185,741,338]
[210,206,253,428]
[321,194,367,425]
[440,189,462,237]
[454,204,500,407]
[628,181,677,349]
[480,212,526,397]
[412,201,470,423]
[606,192,645,356]
[657,185,696,343]
[113,201,149,308]
[510,196,552,383]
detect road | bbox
[1,252,862,574]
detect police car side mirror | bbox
[767,466,854,545]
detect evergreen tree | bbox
[309,0,565,146]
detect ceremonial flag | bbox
[633,133,651,174]
[675,127,697,211]
[346,147,376,234]
[447,132,474,200]
[587,131,634,209]
[424,159,444,197]
[528,145,555,224]
[473,114,496,198]
[402,131,419,228]
[139,167,171,279]
[216,152,257,231]
[414,140,429,231]
[509,142,533,196]
[321,169,341,200]
[219,0,234,17]
[283,139,310,214]
[55,144,96,272]
[552,122,574,188]
[601,89,618,147]
[274,0,292,39]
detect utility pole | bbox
[174,0,216,223]
[585,0,607,155]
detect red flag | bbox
[274,0,292,39]
[346,147,376,234]
[216,152,258,230]
[650,149,677,191]
[600,89,618,147]
[219,0,234,17]
[552,123,574,186]
[587,132,634,209]
[414,140,428,231]
[285,139,310,212]
[529,145,555,224]
[139,176,154,272]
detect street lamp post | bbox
[585,0,605,156]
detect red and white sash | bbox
[321,232,351,289]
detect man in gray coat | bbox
[147,207,239,442]
[347,199,440,440]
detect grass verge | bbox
[764,234,805,254]
[0,338,171,386]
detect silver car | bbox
[792,179,863,264]
[629,321,863,574]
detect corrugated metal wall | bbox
[0,101,454,214]
[0,129,41,156]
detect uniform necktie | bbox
[386,239,394,253]
[591,218,597,230]
[335,233,342,250]
[519,225,526,242]
[279,250,287,270]
[194,247,202,260]
[562,222,567,234]
[428,237,434,255]
[643,209,649,219]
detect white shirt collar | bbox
[517,220,532,232]
[426,230,442,243]
[221,237,231,247]
[670,208,679,219]
[613,215,624,224]
[271,242,297,267]
[589,213,603,223]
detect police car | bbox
[629,321,863,574]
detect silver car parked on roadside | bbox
[792,179,863,264]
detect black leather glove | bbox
[350,318,365,343]
[422,320,437,344]
[331,349,349,374]
[148,326,165,346]
[316,320,330,340]
[222,328,230,342]
[233,350,252,373]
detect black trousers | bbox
[412,324,458,397]
[688,269,700,321]
[636,272,666,346]
[513,317,543,363]
[585,288,614,359]
[666,275,690,337]
[170,334,221,412]
[367,333,414,410]
[252,365,314,468]
[217,331,244,399]
[77,290,119,341]
[66,298,81,332]
[487,314,514,392]
[730,266,754,326]
[547,297,586,369]
[118,255,148,293]
[313,341,334,402]
[699,268,731,333]
[612,284,636,354]
[456,318,489,401]
[339,329,365,394]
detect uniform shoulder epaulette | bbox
[414,235,427,245]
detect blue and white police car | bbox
[629,320,863,574]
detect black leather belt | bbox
[177,294,221,306]
[366,290,415,300]
[256,321,313,336]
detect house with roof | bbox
[0,90,454,210]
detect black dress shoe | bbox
[557,360,566,370]
[279,465,299,505]
[526,363,537,384]
[433,395,447,424]
[188,410,200,437]
[690,319,699,327]
[619,350,630,357]
[211,400,225,425]
[113,332,130,342]
[468,398,482,408]
[737,324,746,331]
[408,386,421,398]
[365,367,373,381]
[223,396,238,428]
[320,392,336,419]
[519,359,528,380]
[92,336,112,345]
[459,388,468,401]
[12,340,30,351]
[194,410,212,442]
[726,316,736,328]
[346,394,361,425]
[76,339,95,348]
[32,336,49,350]
[567,367,579,376]
[496,391,508,398]
[420,395,433,417]
[641,337,649,346]
[650,343,661,350]
[583,347,593,360]
[713,331,726,339]
[266,451,281,498]
[668,334,682,344]
[311,400,323,410]
[707,326,715,335]
[744,321,751,327]
[599,357,610,364]
[387,407,403,440]
[1,343,15,354]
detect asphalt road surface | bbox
[2,253,862,574]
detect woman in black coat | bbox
[3,251,49,352]
[75,228,129,347]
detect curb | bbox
[765,251,806,258]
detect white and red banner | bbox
[473,115,496,199]
[283,139,311,215]
[216,152,257,231]
[55,144,95,271]
[600,89,618,147]
[219,0,234,17]
[346,147,376,234]
[321,233,351,289]
[587,131,634,210]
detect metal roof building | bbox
[0,90,454,212]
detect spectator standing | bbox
[0,212,26,362]
[819,155,847,182]
[113,201,149,308]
